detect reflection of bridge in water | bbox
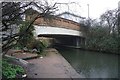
[26,13,86,48]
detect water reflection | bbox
[56,47,118,78]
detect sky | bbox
[47,0,120,19]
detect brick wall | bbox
[26,15,81,31]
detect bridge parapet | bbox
[26,13,81,31]
[33,17,80,31]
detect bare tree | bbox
[2,1,58,56]
[100,9,118,34]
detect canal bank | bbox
[54,44,120,55]
[26,48,82,78]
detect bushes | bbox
[15,21,46,54]
[18,21,34,49]
[2,59,25,78]
[86,26,118,54]
[101,35,118,53]
[27,39,45,54]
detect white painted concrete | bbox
[34,25,83,37]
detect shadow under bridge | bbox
[38,34,85,48]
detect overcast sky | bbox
[47,0,120,19]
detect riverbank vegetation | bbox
[86,26,118,54]
[14,21,45,54]
[2,58,25,79]
[83,9,119,54]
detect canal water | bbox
[55,46,119,78]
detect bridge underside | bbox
[38,34,85,48]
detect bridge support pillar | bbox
[75,37,85,48]
[75,37,81,48]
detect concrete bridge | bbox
[26,12,86,48]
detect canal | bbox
[55,46,119,78]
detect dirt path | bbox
[26,48,81,78]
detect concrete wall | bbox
[37,37,54,48]
[34,25,83,37]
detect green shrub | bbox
[2,59,25,78]
[18,21,34,49]
[16,21,46,54]
[26,39,46,54]
[86,27,118,53]
[33,40,45,54]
